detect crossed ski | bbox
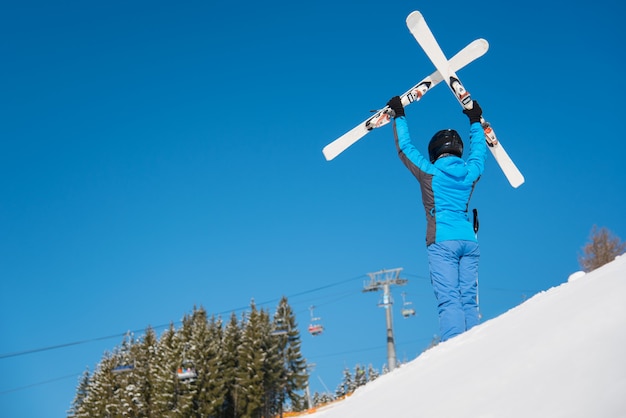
[322,39,488,162]
[406,11,524,188]
[323,11,524,189]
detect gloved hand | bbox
[463,100,482,124]
[387,96,405,118]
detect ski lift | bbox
[271,328,289,337]
[177,360,197,382]
[177,344,197,382]
[271,318,289,337]
[112,331,135,374]
[401,292,416,318]
[112,363,134,374]
[308,305,324,336]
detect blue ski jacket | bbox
[392,117,487,246]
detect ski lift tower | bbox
[362,267,407,371]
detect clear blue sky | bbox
[1,1,625,416]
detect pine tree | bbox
[313,391,322,408]
[221,312,242,417]
[236,301,267,418]
[189,307,212,416]
[272,297,309,415]
[260,308,283,418]
[173,311,200,416]
[73,352,122,417]
[578,225,626,272]
[130,326,159,417]
[67,368,90,417]
[111,332,141,417]
[150,323,180,415]
[354,364,367,388]
[194,313,228,417]
[366,364,380,383]
[72,332,139,417]
[312,390,335,407]
[335,367,354,398]
[381,363,389,375]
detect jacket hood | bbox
[434,155,468,179]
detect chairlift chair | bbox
[308,305,324,336]
[271,328,289,337]
[177,359,197,382]
[112,363,134,374]
[401,292,416,318]
[401,306,416,318]
[271,318,289,336]
[308,323,324,336]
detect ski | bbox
[406,11,525,188]
[322,38,489,161]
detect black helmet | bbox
[428,129,463,163]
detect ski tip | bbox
[322,148,336,161]
[476,38,489,51]
[504,172,525,188]
[406,10,424,26]
[511,177,525,188]
[323,144,343,161]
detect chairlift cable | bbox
[0,275,365,360]
[0,272,411,394]
[0,373,80,395]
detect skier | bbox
[386,96,486,342]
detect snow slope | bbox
[310,255,626,418]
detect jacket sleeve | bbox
[465,121,487,180]
[393,116,435,175]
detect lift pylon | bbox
[362,268,408,371]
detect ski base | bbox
[322,38,489,161]
[406,10,524,188]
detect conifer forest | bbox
[67,296,381,418]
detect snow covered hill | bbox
[309,255,626,418]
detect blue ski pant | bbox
[427,240,480,342]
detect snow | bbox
[309,255,626,418]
